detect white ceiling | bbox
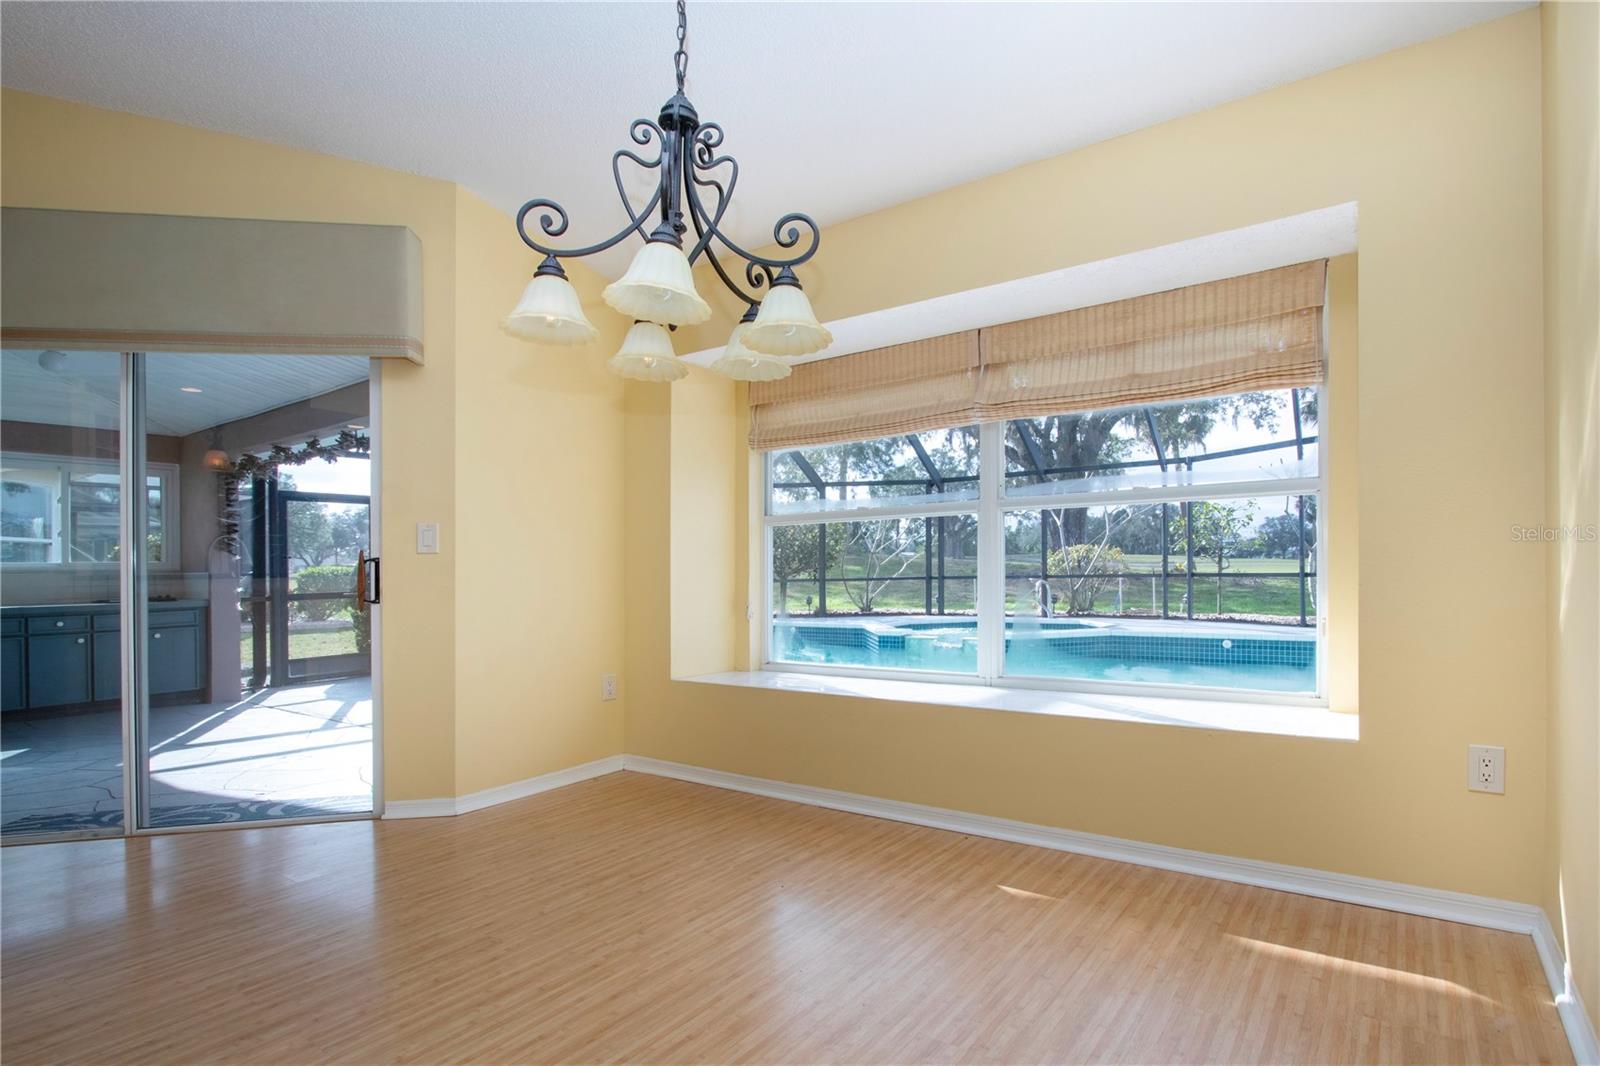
[1,1,1528,277]
[0,351,369,437]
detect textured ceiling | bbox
[1,2,1527,277]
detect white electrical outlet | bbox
[601,674,618,701]
[1467,745,1505,794]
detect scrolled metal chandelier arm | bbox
[688,209,762,313]
[504,0,830,381]
[680,127,766,307]
[683,124,738,260]
[681,129,820,275]
[614,118,670,225]
[514,120,668,260]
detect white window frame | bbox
[0,454,181,571]
[760,397,1328,708]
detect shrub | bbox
[1049,543,1127,614]
[294,565,356,621]
[351,606,371,655]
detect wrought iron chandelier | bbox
[502,0,828,383]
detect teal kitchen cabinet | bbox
[2,624,24,712]
[148,621,202,695]
[92,632,121,702]
[26,630,93,708]
[2,603,208,712]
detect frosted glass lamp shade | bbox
[602,239,712,327]
[607,321,690,382]
[710,320,791,382]
[743,280,832,356]
[502,271,599,345]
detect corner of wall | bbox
[1540,0,1600,1031]
[1325,253,1360,716]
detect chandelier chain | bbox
[674,0,688,94]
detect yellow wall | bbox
[628,11,1554,904]
[0,89,628,802]
[450,187,628,795]
[622,382,671,710]
[1541,0,1600,1026]
[666,369,743,680]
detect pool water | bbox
[770,617,1316,694]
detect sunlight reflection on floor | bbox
[1,676,372,834]
[1227,932,1498,1004]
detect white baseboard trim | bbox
[381,797,457,819]
[456,755,627,815]
[382,755,626,820]
[621,756,1539,929]
[1533,913,1600,1065]
[621,755,1597,1065]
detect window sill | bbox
[680,670,1357,741]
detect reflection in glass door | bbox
[141,352,376,829]
[0,350,130,840]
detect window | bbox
[0,457,178,567]
[765,388,1324,700]
[0,465,58,563]
[769,425,979,514]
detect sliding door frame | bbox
[119,352,152,831]
[367,362,385,819]
[1,355,384,845]
[124,360,385,836]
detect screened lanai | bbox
[768,387,1319,628]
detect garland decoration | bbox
[225,429,370,482]
[214,430,370,557]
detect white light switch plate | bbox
[416,522,440,554]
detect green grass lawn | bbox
[239,628,361,663]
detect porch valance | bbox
[1,208,424,362]
[747,259,1326,450]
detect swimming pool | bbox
[769,616,1317,694]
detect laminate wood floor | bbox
[0,771,1572,1064]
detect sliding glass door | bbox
[0,350,129,839]
[1,349,378,841]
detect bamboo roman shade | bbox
[1,208,425,362]
[748,260,1326,450]
[749,330,980,451]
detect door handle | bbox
[356,551,380,608]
